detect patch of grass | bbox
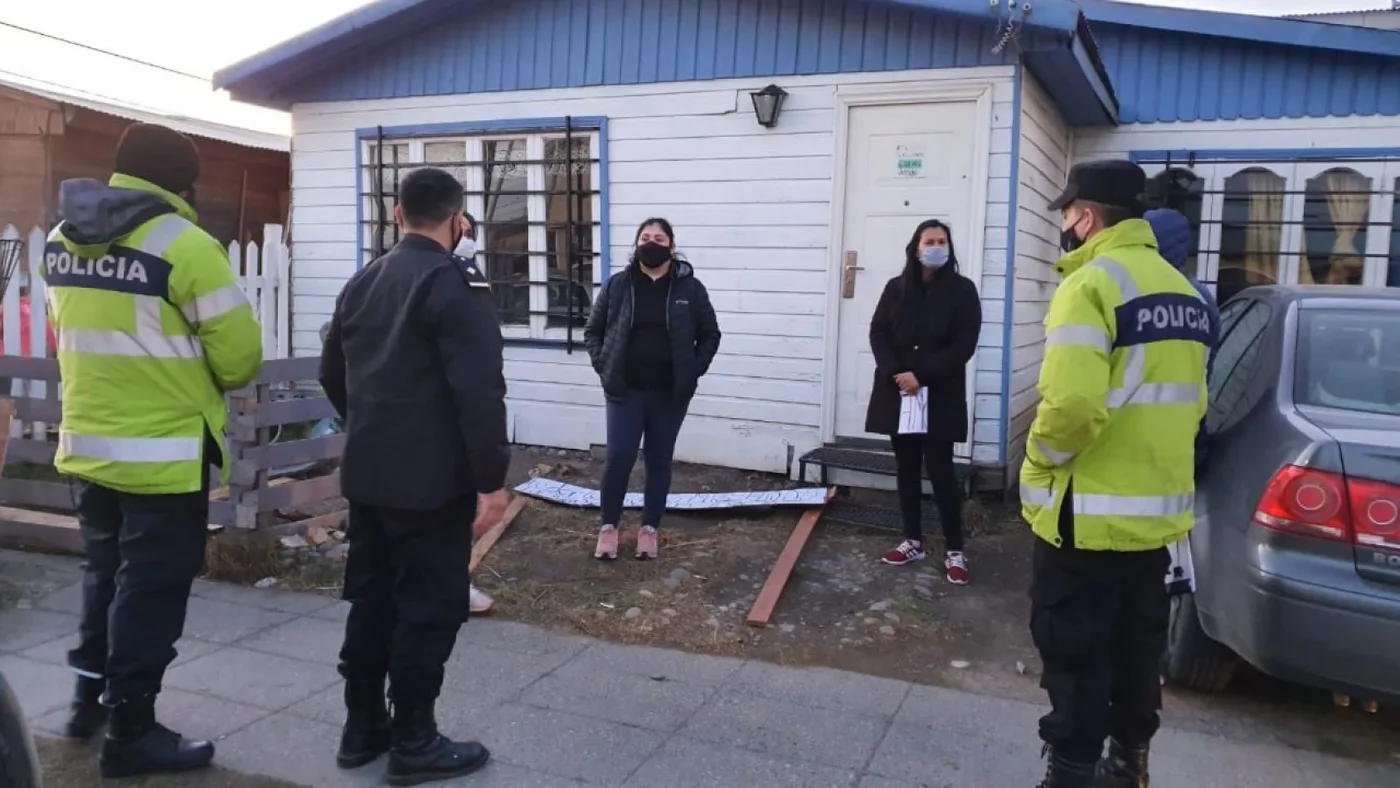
[35,738,302,788]
[202,531,282,584]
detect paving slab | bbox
[5,563,1399,788]
[680,690,889,773]
[163,647,340,711]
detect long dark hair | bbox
[897,219,959,340]
[628,217,688,267]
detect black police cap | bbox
[1047,159,1148,213]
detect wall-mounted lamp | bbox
[749,84,788,129]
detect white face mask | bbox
[454,237,478,258]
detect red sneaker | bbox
[945,551,969,585]
[882,540,926,566]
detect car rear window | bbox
[1296,308,1400,415]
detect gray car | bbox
[1165,285,1400,703]
[0,668,42,787]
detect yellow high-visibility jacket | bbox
[1020,218,1210,551]
[43,174,264,495]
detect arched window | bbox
[1219,168,1286,304]
[1300,168,1370,286]
[1147,168,1204,279]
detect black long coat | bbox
[864,268,983,442]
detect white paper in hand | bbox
[898,387,929,435]
[1165,537,1196,595]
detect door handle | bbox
[842,251,863,299]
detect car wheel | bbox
[1162,592,1238,693]
[0,670,43,788]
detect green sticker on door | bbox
[895,143,925,178]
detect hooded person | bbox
[45,122,263,779]
[1144,208,1220,352]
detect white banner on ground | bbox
[1166,537,1196,595]
[513,477,830,510]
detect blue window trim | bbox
[1130,147,1400,165]
[352,116,611,349]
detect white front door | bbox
[833,100,980,457]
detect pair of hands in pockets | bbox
[472,489,511,538]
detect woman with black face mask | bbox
[866,219,983,585]
[583,218,722,560]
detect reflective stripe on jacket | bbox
[43,174,264,495]
[1019,218,1210,551]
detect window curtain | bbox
[1322,170,1369,285]
[1243,170,1284,285]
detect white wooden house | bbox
[214,0,1400,491]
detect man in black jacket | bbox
[319,167,508,785]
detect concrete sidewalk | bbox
[2,558,1397,787]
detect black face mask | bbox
[1059,227,1083,254]
[636,242,671,269]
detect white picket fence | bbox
[0,222,291,364]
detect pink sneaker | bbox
[882,539,926,566]
[945,552,969,585]
[635,526,658,560]
[594,525,619,560]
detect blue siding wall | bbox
[1092,23,1400,124]
[285,0,1040,103]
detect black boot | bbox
[1037,744,1098,788]
[98,695,215,779]
[1095,738,1149,787]
[63,676,107,740]
[386,701,490,786]
[337,678,390,769]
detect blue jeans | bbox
[600,389,689,528]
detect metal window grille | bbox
[361,119,602,350]
[1141,152,1400,304]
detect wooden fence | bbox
[1,223,292,362]
[0,355,343,530]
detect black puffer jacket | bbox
[584,260,721,402]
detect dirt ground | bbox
[478,447,1034,697]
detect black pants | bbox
[890,435,964,551]
[1030,535,1170,764]
[69,480,210,703]
[338,496,475,708]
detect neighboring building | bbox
[0,78,290,245]
[1291,2,1400,30]
[213,0,1400,490]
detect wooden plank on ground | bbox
[469,496,528,573]
[745,488,835,628]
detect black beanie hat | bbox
[114,123,201,195]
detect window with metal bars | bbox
[1140,154,1400,305]
[361,121,603,347]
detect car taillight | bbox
[1253,465,1350,541]
[1253,465,1400,547]
[1346,476,1400,548]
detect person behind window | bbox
[583,218,721,560]
[866,219,982,585]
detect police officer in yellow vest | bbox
[1022,161,1209,788]
[43,123,263,778]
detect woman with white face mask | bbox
[450,210,495,615]
[865,219,983,585]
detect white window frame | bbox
[361,130,603,343]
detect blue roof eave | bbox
[1078,0,1400,59]
[211,0,1092,104]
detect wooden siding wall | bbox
[1007,72,1071,481]
[0,90,289,247]
[287,66,1017,473]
